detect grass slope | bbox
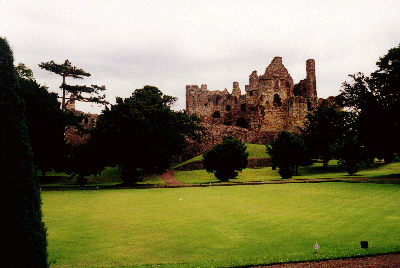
[42,183,400,268]
[171,143,269,170]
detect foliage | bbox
[332,134,366,175]
[340,73,391,161]
[203,136,249,181]
[301,103,351,168]
[267,131,310,178]
[92,85,204,185]
[0,37,48,267]
[339,44,400,160]
[64,141,105,186]
[15,69,67,176]
[15,62,34,79]
[39,59,108,110]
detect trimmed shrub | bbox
[203,136,249,181]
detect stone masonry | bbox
[186,57,318,136]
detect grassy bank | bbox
[42,182,400,267]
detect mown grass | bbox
[42,183,400,268]
[171,143,268,170]
[40,166,165,187]
[173,160,400,184]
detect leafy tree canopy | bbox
[339,44,400,159]
[301,103,351,168]
[91,85,204,185]
[203,136,249,181]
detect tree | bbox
[16,62,34,79]
[370,44,400,156]
[332,134,366,175]
[91,85,204,185]
[0,37,48,267]
[15,65,67,177]
[267,131,310,179]
[64,141,105,186]
[203,136,249,181]
[301,103,351,169]
[339,44,400,160]
[339,73,388,161]
[39,60,108,111]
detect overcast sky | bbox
[2,0,400,113]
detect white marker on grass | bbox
[314,241,320,252]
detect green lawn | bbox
[173,160,400,184]
[171,143,268,170]
[42,183,400,268]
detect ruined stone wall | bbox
[186,57,318,138]
[64,97,98,146]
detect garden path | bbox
[160,170,184,186]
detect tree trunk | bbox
[323,157,329,169]
[62,75,66,111]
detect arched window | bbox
[226,105,231,111]
[241,103,246,112]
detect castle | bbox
[186,57,318,134]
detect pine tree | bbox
[39,59,108,111]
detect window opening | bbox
[212,111,221,118]
[273,94,282,107]
[236,117,248,128]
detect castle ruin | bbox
[186,57,318,134]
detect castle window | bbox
[250,107,255,111]
[236,117,248,128]
[249,91,253,96]
[204,103,208,106]
[224,121,232,126]
[273,94,282,107]
[241,103,246,112]
[212,111,221,119]
[226,105,231,111]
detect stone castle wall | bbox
[186,57,318,141]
